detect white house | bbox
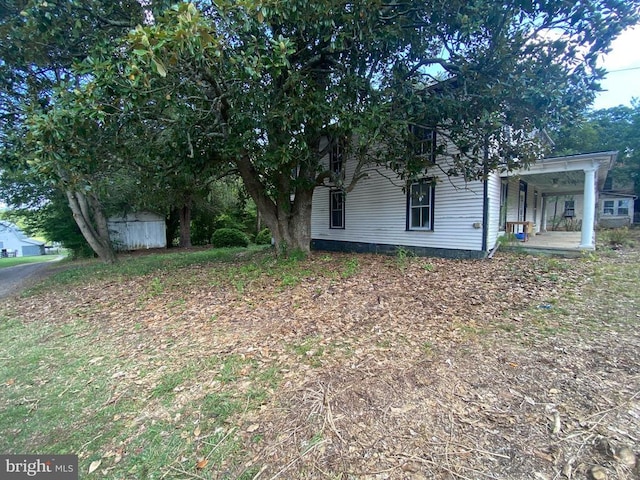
[108,212,167,251]
[0,221,46,257]
[311,137,617,258]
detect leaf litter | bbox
[3,244,640,479]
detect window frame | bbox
[329,189,345,229]
[408,125,437,162]
[617,200,630,216]
[563,200,575,218]
[603,199,630,216]
[329,139,344,179]
[406,178,435,231]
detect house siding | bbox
[485,173,503,250]
[544,195,584,231]
[598,194,635,227]
[312,159,486,255]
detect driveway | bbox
[0,256,64,299]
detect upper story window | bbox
[329,139,344,178]
[407,178,435,231]
[409,125,436,162]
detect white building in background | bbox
[108,211,167,251]
[0,221,45,257]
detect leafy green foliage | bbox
[2,0,638,257]
[551,102,640,198]
[255,228,273,245]
[212,228,250,248]
[125,0,639,252]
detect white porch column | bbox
[540,196,548,232]
[580,167,597,249]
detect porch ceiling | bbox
[502,151,617,195]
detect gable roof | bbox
[0,221,45,246]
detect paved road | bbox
[0,257,64,299]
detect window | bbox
[330,189,345,229]
[618,200,630,216]
[603,199,630,216]
[603,200,614,215]
[563,200,575,218]
[329,140,344,177]
[407,179,434,230]
[409,125,436,162]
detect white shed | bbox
[108,212,167,251]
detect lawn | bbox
[0,254,60,269]
[1,240,639,479]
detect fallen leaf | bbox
[194,426,201,437]
[88,459,102,474]
[246,424,260,433]
[196,459,208,469]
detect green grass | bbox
[0,307,280,478]
[25,246,269,295]
[0,254,60,269]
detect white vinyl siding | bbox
[544,195,584,228]
[312,161,485,252]
[486,173,503,250]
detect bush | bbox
[214,213,245,232]
[255,228,272,245]
[211,228,249,248]
[598,227,635,249]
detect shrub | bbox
[255,228,272,245]
[598,227,635,249]
[212,228,250,248]
[214,213,245,232]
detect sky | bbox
[592,26,640,110]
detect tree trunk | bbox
[65,189,117,263]
[236,156,313,255]
[179,203,192,248]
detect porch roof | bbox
[502,151,618,195]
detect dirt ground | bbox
[5,242,640,479]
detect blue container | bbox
[514,232,526,241]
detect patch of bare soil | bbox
[7,245,640,479]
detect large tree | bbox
[552,102,640,198]
[3,1,639,257]
[0,0,221,260]
[0,0,160,262]
[126,0,639,254]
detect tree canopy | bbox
[552,101,640,199]
[1,0,639,258]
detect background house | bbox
[598,174,637,227]
[0,221,46,257]
[108,212,167,251]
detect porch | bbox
[503,231,585,257]
[501,151,618,252]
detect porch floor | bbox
[503,231,586,256]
